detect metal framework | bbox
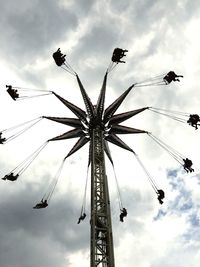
[91,127,115,266]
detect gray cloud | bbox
[0,0,78,66]
[0,180,89,267]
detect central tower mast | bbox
[91,127,115,267]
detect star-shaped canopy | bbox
[46,71,148,162]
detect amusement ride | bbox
[1,47,199,266]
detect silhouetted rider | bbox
[157,189,165,204]
[163,71,183,84]
[52,48,66,66]
[33,199,48,209]
[112,48,128,63]
[183,158,194,173]
[187,114,200,130]
[2,173,19,181]
[0,132,6,144]
[6,85,19,100]
[77,213,86,224]
[120,208,128,222]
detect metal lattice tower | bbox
[91,127,115,266]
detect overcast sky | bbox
[0,0,200,267]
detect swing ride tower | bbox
[2,47,194,267]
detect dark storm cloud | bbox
[109,0,200,73]
[72,24,118,64]
[69,21,120,88]
[116,0,200,36]
[67,0,194,105]
[110,186,155,248]
[0,0,78,66]
[68,0,95,16]
[0,179,89,267]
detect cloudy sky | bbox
[0,0,200,266]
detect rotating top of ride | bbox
[2,47,196,210]
[2,47,194,162]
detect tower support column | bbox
[90,127,115,267]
